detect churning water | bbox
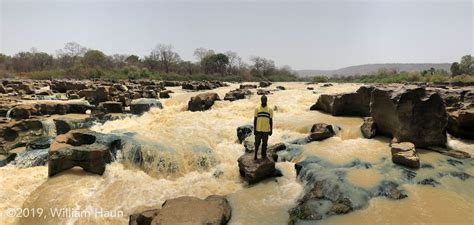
[0,83,472,225]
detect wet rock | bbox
[98,101,123,113]
[13,149,48,168]
[188,92,220,112]
[224,89,251,101]
[310,86,373,117]
[159,90,172,99]
[239,84,257,89]
[374,181,407,199]
[391,142,420,168]
[0,153,17,167]
[447,108,474,139]
[417,178,440,187]
[360,117,376,138]
[129,209,160,225]
[448,171,472,180]
[256,89,270,95]
[26,136,52,151]
[236,124,253,143]
[182,81,224,91]
[51,81,89,93]
[0,84,6,93]
[276,86,286,90]
[10,105,36,119]
[130,98,163,115]
[163,81,182,87]
[307,87,314,90]
[259,81,272,87]
[48,129,121,177]
[308,123,336,142]
[238,153,276,184]
[430,148,471,159]
[321,83,333,87]
[446,159,463,166]
[371,86,447,147]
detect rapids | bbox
[0,82,473,225]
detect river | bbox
[0,82,472,225]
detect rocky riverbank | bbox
[0,80,473,225]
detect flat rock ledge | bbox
[129,195,231,225]
[238,153,276,184]
[391,142,420,168]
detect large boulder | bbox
[98,101,123,113]
[308,123,336,142]
[371,86,447,147]
[360,117,376,138]
[78,86,110,105]
[310,86,373,116]
[0,119,44,154]
[188,92,220,112]
[48,129,121,177]
[259,81,272,87]
[447,108,474,139]
[224,89,252,101]
[239,84,257,89]
[391,142,420,168]
[130,98,163,115]
[130,195,231,225]
[238,153,276,184]
[51,81,89,93]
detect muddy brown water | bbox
[0,83,472,225]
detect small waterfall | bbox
[13,149,48,168]
[5,108,14,120]
[41,120,57,137]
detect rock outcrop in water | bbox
[447,108,474,139]
[360,117,377,138]
[390,142,420,168]
[182,81,226,91]
[188,92,220,111]
[130,98,163,115]
[48,129,122,177]
[0,119,44,154]
[310,86,373,116]
[308,123,336,142]
[224,88,252,101]
[371,86,447,147]
[129,195,231,225]
[238,153,276,184]
[236,124,253,143]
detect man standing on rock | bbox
[254,95,273,160]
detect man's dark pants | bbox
[254,131,269,159]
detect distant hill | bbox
[296,63,451,77]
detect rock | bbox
[159,90,172,99]
[0,119,44,154]
[239,84,257,89]
[238,153,276,184]
[375,181,408,199]
[54,117,93,135]
[371,86,447,147]
[129,209,160,225]
[48,129,121,177]
[26,136,52,151]
[51,81,89,93]
[130,98,163,115]
[0,84,6,93]
[276,86,286,90]
[78,86,110,105]
[188,92,220,112]
[321,83,333,87]
[391,142,420,168]
[310,86,373,117]
[10,105,36,119]
[182,81,224,91]
[307,87,314,90]
[236,124,253,143]
[429,147,471,159]
[257,89,270,95]
[259,81,272,87]
[360,117,376,138]
[447,108,474,139]
[98,101,123,113]
[0,153,17,167]
[224,89,252,101]
[130,195,231,225]
[308,123,336,141]
[163,81,182,87]
[18,83,35,94]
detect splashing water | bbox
[0,83,472,225]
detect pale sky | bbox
[1,0,473,70]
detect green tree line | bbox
[0,42,298,81]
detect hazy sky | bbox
[1,0,473,69]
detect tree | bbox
[460,55,473,75]
[125,55,140,65]
[83,50,107,68]
[250,56,275,77]
[225,51,241,74]
[450,62,461,76]
[193,48,215,62]
[56,42,87,69]
[151,43,181,73]
[202,53,229,74]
